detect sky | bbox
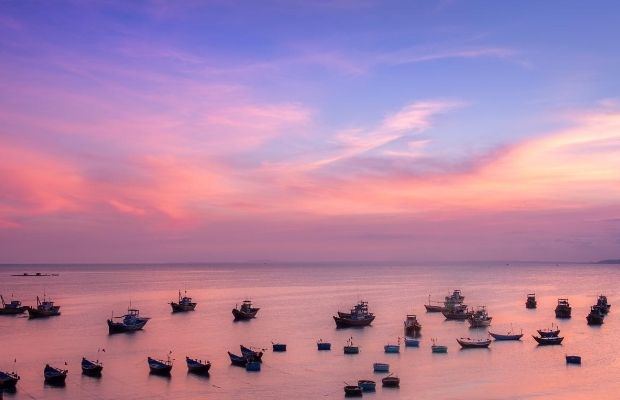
[1,0,619,263]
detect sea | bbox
[0,262,619,399]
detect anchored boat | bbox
[358,379,376,391]
[186,357,211,374]
[489,328,523,340]
[148,355,173,375]
[343,337,359,354]
[555,298,572,319]
[170,290,197,312]
[456,337,491,348]
[81,358,103,376]
[0,368,20,389]
[0,295,27,315]
[107,307,150,334]
[526,293,537,309]
[424,294,444,312]
[403,314,422,336]
[373,362,389,372]
[44,364,67,385]
[596,295,611,314]
[240,345,264,362]
[586,305,605,325]
[537,324,560,338]
[533,335,564,345]
[382,374,400,388]
[28,295,61,318]
[232,300,260,320]
[317,339,331,350]
[468,306,492,328]
[334,301,375,328]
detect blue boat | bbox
[186,357,211,374]
[272,343,286,352]
[317,340,331,350]
[246,361,261,371]
[566,355,582,364]
[148,356,173,375]
[44,364,67,385]
[373,362,389,372]
[404,338,420,347]
[384,344,400,353]
[358,379,376,391]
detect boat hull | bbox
[587,314,604,325]
[404,338,419,347]
[566,355,582,364]
[457,338,491,348]
[382,377,400,387]
[537,329,560,337]
[272,343,286,352]
[358,380,376,391]
[170,302,196,312]
[533,335,564,345]
[240,345,263,362]
[107,318,149,334]
[424,304,443,312]
[432,345,448,353]
[344,385,363,397]
[28,307,61,318]
[44,366,67,386]
[373,363,389,372]
[228,352,248,367]
[333,315,375,328]
[0,372,19,388]
[186,357,211,374]
[0,307,27,315]
[489,332,523,341]
[148,358,172,375]
[384,345,400,353]
[81,358,103,376]
[343,346,359,354]
[232,308,259,320]
[317,342,331,350]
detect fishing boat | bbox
[334,301,375,328]
[533,335,564,345]
[0,295,27,315]
[27,295,61,318]
[344,385,363,397]
[489,328,523,340]
[246,361,261,371]
[566,355,582,364]
[382,375,400,388]
[468,306,492,328]
[373,363,389,372]
[403,314,422,336]
[107,307,150,334]
[537,324,560,337]
[272,342,287,352]
[240,345,263,362]
[442,303,471,320]
[0,369,19,389]
[384,338,400,353]
[358,380,376,391]
[555,298,572,319]
[444,289,465,305]
[44,364,68,385]
[228,352,248,367]
[169,290,197,312]
[186,357,211,374]
[596,295,611,314]
[232,299,260,320]
[404,337,420,347]
[456,337,492,348]
[148,355,173,375]
[81,358,103,376]
[586,305,605,325]
[424,295,444,312]
[431,339,448,353]
[317,339,331,350]
[343,337,359,354]
[526,293,537,309]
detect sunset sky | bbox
[1,1,619,263]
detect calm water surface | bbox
[0,263,619,400]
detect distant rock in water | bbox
[597,259,620,264]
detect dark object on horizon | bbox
[334,300,375,327]
[566,355,582,364]
[232,300,260,320]
[81,358,103,376]
[44,364,68,385]
[456,337,491,348]
[382,374,400,388]
[344,385,363,397]
[596,295,611,314]
[317,339,331,350]
[11,272,59,277]
[170,290,197,312]
[554,298,572,319]
[403,314,422,336]
[148,356,173,375]
[596,259,620,264]
[27,295,61,318]
[240,345,263,362]
[526,293,537,309]
[0,295,27,315]
[533,335,564,345]
[272,342,286,352]
[107,307,150,334]
[424,294,444,312]
[468,306,492,328]
[186,357,211,374]
[586,305,605,325]
[0,369,20,389]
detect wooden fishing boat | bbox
[442,304,471,320]
[382,375,400,387]
[245,361,261,371]
[373,362,389,372]
[28,295,61,318]
[586,305,605,325]
[232,300,259,320]
[489,329,523,340]
[107,307,150,334]
[186,357,211,374]
[334,301,375,327]
[403,314,422,336]
[240,345,263,362]
[0,295,27,315]
[404,338,420,347]
[596,295,611,314]
[424,295,444,312]
[343,337,359,354]
[44,364,67,385]
[228,352,248,367]
[0,369,20,389]
[344,385,363,396]
[170,290,197,312]
[431,339,448,353]
[384,341,400,353]
[537,324,560,337]
[555,298,572,319]
[526,293,537,309]
[468,306,492,328]
[533,335,564,345]
[272,342,287,352]
[148,356,173,375]
[317,340,331,350]
[81,358,103,376]
[358,379,376,391]
[456,337,492,348]
[566,355,581,364]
